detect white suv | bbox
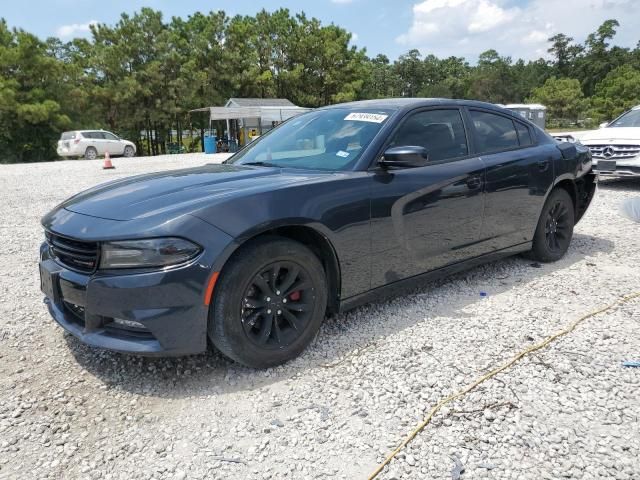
[57,130,136,160]
[579,106,640,177]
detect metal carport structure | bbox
[190,102,311,149]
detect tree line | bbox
[1,9,639,163]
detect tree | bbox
[510,58,552,103]
[360,54,401,98]
[547,33,582,77]
[394,49,424,97]
[590,65,640,122]
[575,19,629,96]
[467,50,517,103]
[416,55,471,99]
[0,11,634,163]
[528,77,585,124]
[0,20,72,162]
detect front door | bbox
[369,108,486,288]
[102,132,124,155]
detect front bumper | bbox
[38,210,235,356]
[40,245,211,356]
[592,158,640,177]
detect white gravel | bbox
[0,154,639,480]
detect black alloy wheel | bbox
[530,188,575,262]
[544,200,571,253]
[209,236,328,368]
[241,261,315,349]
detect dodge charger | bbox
[40,99,596,367]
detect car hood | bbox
[61,164,331,221]
[580,127,640,143]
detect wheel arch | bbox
[548,172,596,224]
[213,222,342,314]
[553,177,578,214]
[85,145,98,158]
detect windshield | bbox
[230,108,393,170]
[609,109,640,128]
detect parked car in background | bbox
[40,99,596,368]
[579,105,640,177]
[57,130,136,160]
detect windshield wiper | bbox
[242,161,280,168]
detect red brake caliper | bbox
[289,291,301,301]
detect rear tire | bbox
[209,237,328,368]
[123,146,135,157]
[530,188,575,262]
[84,147,97,160]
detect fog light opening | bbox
[111,318,148,331]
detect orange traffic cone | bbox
[103,152,115,170]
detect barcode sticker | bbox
[344,112,388,123]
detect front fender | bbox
[192,174,373,298]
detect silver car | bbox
[57,130,136,160]
[579,106,640,177]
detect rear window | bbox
[470,110,519,153]
[61,132,77,140]
[84,132,104,139]
[515,121,533,146]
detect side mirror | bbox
[557,141,577,160]
[379,146,429,168]
[599,122,609,129]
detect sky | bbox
[2,0,640,62]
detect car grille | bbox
[46,232,99,273]
[588,145,640,160]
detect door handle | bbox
[537,159,550,171]
[466,176,482,189]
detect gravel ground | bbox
[0,154,639,480]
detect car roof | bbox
[321,98,512,113]
[61,129,115,136]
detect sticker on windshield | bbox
[344,112,388,123]
[336,150,350,158]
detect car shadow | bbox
[598,177,640,191]
[65,232,614,399]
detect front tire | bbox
[209,237,328,368]
[123,146,135,157]
[84,147,97,160]
[530,188,575,262]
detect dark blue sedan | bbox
[40,99,596,367]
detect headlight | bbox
[99,238,201,269]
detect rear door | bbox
[467,109,555,251]
[85,131,106,154]
[369,107,486,288]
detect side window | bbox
[86,132,104,139]
[103,132,118,140]
[470,110,519,153]
[389,109,468,162]
[515,121,533,147]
